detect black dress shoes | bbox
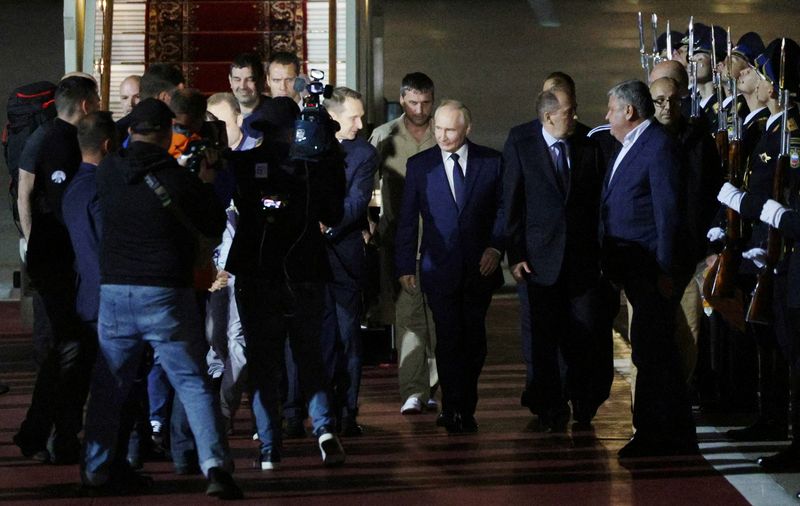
[618,437,700,459]
[340,417,364,437]
[757,445,800,471]
[460,415,478,433]
[727,420,788,442]
[436,412,456,428]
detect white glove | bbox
[743,247,768,269]
[760,199,789,229]
[717,182,746,212]
[706,227,726,242]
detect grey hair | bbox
[434,99,471,127]
[608,79,655,119]
[535,90,561,122]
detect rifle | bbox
[711,53,742,298]
[688,17,700,119]
[709,30,742,299]
[747,39,789,325]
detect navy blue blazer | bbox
[395,140,505,295]
[601,122,679,273]
[503,119,605,287]
[62,162,102,322]
[325,137,379,286]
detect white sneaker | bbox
[318,432,346,466]
[426,398,439,411]
[401,395,423,415]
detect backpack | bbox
[2,81,57,227]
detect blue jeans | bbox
[82,285,230,485]
[236,280,334,455]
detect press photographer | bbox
[224,90,347,470]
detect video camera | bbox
[290,69,339,162]
[178,120,228,174]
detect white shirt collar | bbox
[441,142,469,168]
[622,119,651,147]
[744,106,767,127]
[700,94,714,109]
[723,95,735,108]
[541,125,562,148]
[767,110,784,131]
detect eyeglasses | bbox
[653,97,681,108]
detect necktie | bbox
[554,141,569,195]
[451,153,466,210]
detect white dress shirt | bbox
[608,119,652,183]
[441,143,469,202]
[541,126,571,170]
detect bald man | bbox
[649,77,723,384]
[119,75,141,116]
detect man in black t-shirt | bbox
[13,76,100,465]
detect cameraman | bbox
[225,96,347,470]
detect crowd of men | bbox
[8,19,800,500]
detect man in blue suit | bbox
[395,100,505,433]
[320,88,379,436]
[602,80,697,458]
[504,87,614,431]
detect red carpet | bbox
[0,299,751,504]
[146,0,307,93]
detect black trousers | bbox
[425,288,493,417]
[525,272,614,418]
[604,242,696,445]
[17,270,95,457]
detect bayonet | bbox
[651,13,659,64]
[689,16,699,118]
[638,12,649,80]
[666,20,672,60]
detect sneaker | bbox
[254,450,281,471]
[400,395,423,415]
[426,398,439,411]
[206,467,244,500]
[318,431,346,466]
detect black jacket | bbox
[503,119,605,288]
[97,141,226,287]
[225,138,346,282]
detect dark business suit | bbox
[320,137,379,421]
[504,120,614,424]
[601,121,696,449]
[395,140,504,420]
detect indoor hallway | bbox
[0,297,795,504]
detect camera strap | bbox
[143,170,219,271]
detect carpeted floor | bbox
[0,298,754,504]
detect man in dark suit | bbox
[395,100,505,433]
[320,88,379,436]
[602,80,697,458]
[504,87,613,431]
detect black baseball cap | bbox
[129,97,175,134]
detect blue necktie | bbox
[451,153,466,210]
[554,141,569,195]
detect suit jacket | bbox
[395,140,505,295]
[672,117,724,275]
[503,119,605,287]
[326,137,379,286]
[601,121,680,274]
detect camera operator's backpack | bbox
[2,81,57,227]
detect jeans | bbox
[236,279,334,455]
[82,285,230,485]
